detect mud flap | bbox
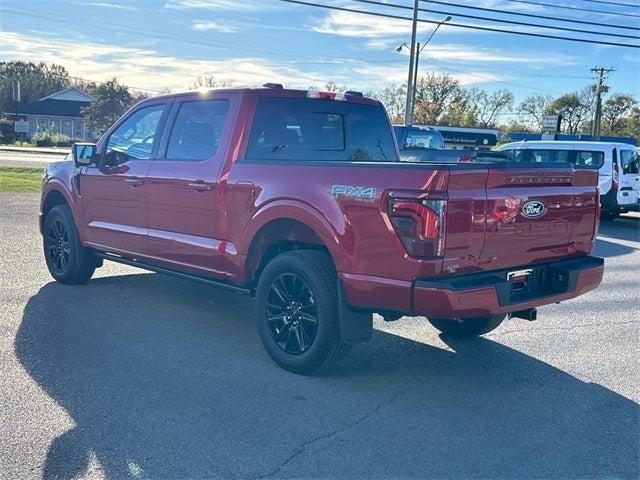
[337,280,373,345]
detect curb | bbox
[0,146,70,155]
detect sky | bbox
[1,0,639,106]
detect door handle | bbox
[188,181,212,191]
[125,178,143,187]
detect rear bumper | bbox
[340,255,604,319]
[413,256,603,318]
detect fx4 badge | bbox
[331,185,377,201]
[521,200,546,218]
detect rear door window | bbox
[165,99,230,161]
[504,148,602,169]
[246,97,397,162]
[620,150,639,174]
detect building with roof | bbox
[13,86,95,140]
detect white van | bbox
[496,141,640,217]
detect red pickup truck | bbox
[40,85,604,373]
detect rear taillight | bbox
[387,192,447,258]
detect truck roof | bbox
[143,86,381,106]
[499,140,636,150]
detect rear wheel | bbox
[255,250,349,374]
[43,204,96,284]
[428,315,506,337]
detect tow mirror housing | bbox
[72,143,97,167]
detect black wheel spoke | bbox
[266,272,319,355]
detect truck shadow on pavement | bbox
[16,273,639,479]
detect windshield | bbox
[403,128,444,150]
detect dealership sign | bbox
[542,115,561,133]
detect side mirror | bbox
[72,142,97,167]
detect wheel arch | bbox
[242,201,350,288]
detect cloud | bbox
[191,20,238,33]
[313,11,578,66]
[76,2,139,11]
[0,31,327,92]
[314,11,433,38]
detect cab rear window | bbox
[504,148,604,169]
[246,97,397,162]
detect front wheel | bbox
[255,250,349,374]
[43,204,96,284]
[428,315,506,337]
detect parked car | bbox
[496,141,640,217]
[40,86,604,373]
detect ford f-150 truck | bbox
[40,85,604,373]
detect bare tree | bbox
[517,94,552,130]
[472,88,514,127]
[190,76,234,90]
[373,84,407,123]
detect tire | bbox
[43,204,96,285]
[255,250,349,374]
[428,315,506,338]
[601,210,619,220]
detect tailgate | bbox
[478,166,598,270]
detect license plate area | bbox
[499,265,573,305]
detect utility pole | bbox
[591,66,614,142]
[404,0,419,126]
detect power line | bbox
[574,0,640,7]
[417,0,639,31]
[276,0,640,48]
[0,6,363,64]
[493,0,640,18]
[352,0,639,40]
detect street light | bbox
[397,15,452,125]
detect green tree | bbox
[0,61,71,115]
[440,90,477,126]
[603,94,637,135]
[546,92,591,134]
[81,78,135,136]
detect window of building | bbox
[62,120,72,137]
[165,99,230,161]
[73,120,83,140]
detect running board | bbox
[96,253,251,295]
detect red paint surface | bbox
[41,87,603,317]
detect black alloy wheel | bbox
[266,273,319,355]
[46,217,71,276]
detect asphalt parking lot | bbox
[1,193,638,480]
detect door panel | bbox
[146,94,238,278]
[82,101,168,256]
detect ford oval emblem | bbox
[521,200,546,218]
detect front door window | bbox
[104,104,165,165]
